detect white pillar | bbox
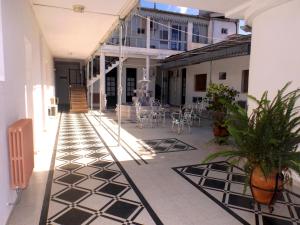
[247,0,300,110]
[90,57,94,110]
[146,56,150,90]
[187,22,193,51]
[118,22,123,146]
[100,52,105,112]
[146,16,151,49]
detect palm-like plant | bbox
[204,82,300,186]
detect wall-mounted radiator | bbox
[8,119,34,189]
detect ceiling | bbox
[31,0,138,60]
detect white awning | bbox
[31,0,138,59]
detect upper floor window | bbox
[160,30,168,40]
[221,28,228,34]
[137,28,145,34]
[192,23,208,44]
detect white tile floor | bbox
[6,111,300,225]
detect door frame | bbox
[126,68,137,103]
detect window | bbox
[241,70,249,93]
[192,23,208,44]
[137,28,145,34]
[221,28,228,34]
[195,74,207,91]
[137,17,146,35]
[160,30,168,40]
[219,72,227,80]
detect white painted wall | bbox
[209,19,237,44]
[185,55,250,104]
[249,0,300,103]
[0,0,54,224]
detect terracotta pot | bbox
[213,125,229,137]
[250,166,283,205]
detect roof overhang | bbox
[31,0,138,60]
[161,35,251,69]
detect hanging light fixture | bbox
[73,4,85,13]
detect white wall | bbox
[0,0,54,224]
[249,0,300,103]
[210,19,237,44]
[185,55,250,104]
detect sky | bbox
[140,0,250,35]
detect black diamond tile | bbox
[211,163,228,172]
[105,201,138,219]
[60,155,79,161]
[145,141,157,146]
[203,178,225,190]
[54,208,93,225]
[164,139,176,144]
[173,144,186,149]
[58,174,85,184]
[56,188,88,202]
[155,146,167,151]
[87,146,104,151]
[98,183,127,196]
[83,141,99,145]
[91,160,112,168]
[231,174,245,183]
[276,191,285,202]
[262,216,293,225]
[60,148,79,153]
[88,153,107,158]
[228,194,254,210]
[94,170,118,180]
[60,163,81,171]
[295,206,300,218]
[185,167,204,176]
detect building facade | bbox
[85,7,239,109]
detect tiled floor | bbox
[7,111,300,225]
[174,161,300,225]
[41,113,161,225]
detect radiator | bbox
[8,119,34,189]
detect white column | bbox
[187,22,193,51]
[146,16,151,49]
[90,57,94,111]
[247,0,300,109]
[100,52,105,112]
[118,22,123,146]
[146,17,151,92]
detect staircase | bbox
[70,86,88,113]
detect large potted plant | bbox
[204,83,300,210]
[206,83,239,138]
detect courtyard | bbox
[7,111,300,225]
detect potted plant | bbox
[206,83,239,138]
[203,83,300,210]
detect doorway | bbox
[106,68,118,108]
[181,68,186,105]
[126,68,137,103]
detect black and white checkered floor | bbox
[39,113,161,225]
[139,138,196,153]
[174,161,300,225]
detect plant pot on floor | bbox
[213,125,229,137]
[250,166,283,209]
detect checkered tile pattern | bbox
[139,138,196,153]
[174,161,300,225]
[43,114,157,225]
